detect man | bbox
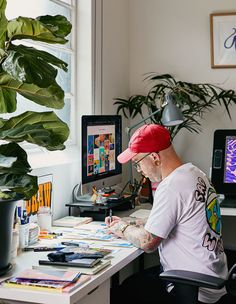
[106,124,228,304]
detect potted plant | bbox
[114,73,236,139]
[114,73,236,202]
[0,0,71,275]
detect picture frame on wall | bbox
[210,12,236,68]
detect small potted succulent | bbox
[0,0,71,275]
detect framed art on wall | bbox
[210,12,236,68]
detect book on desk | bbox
[34,259,111,275]
[0,268,91,293]
[53,216,93,227]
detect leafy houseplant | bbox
[0,0,71,274]
[0,0,71,199]
[114,73,236,139]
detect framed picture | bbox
[210,12,236,68]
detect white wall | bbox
[30,0,236,219]
[102,0,130,114]
[128,0,236,174]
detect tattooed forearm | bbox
[120,217,148,226]
[123,226,161,252]
[128,217,148,226]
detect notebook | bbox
[34,259,111,275]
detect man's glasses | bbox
[133,153,151,172]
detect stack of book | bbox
[1,268,91,293]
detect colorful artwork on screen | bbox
[224,136,236,183]
[87,125,115,177]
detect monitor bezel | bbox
[211,129,236,196]
[81,115,122,187]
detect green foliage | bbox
[0,0,71,199]
[114,73,236,139]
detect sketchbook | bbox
[1,274,91,293]
[34,259,111,275]
[14,268,81,282]
[39,257,101,268]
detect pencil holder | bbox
[19,223,30,249]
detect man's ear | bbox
[151,152,160,161]
[151,152,161,166]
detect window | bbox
[5,0,77,145]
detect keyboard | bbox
[76,194,93,202]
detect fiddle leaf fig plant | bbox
[114,73,236,139]
[0,0,71,199]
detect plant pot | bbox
[0,196,22,276]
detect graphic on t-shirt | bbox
[195,177,224,253]
[205,191,221,235]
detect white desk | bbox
[221,208,236,216]
[0,232,142,304]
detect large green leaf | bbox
[0,111,69,150]
[0,142,38,199]
[0,86,16,113]
[2,49,58,87]
[2,44,67,87]
[0,172,38,199]
[36,15,72,39]
[0,72,64,111]
[0,0,7,51]
[0,142,30,174]
[10,44,68,71]
[7,16,70,44]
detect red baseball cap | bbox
[117,124,171,164]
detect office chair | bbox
[160,263,236,304]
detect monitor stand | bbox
[220,195,236,208]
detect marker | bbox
[61,241,89,249]
[34,247,65,252]
[109,209,112,225]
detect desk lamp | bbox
[125,92,184,186]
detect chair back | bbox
[226,264,236,297]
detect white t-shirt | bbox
[145,163,228,303]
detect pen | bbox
[109,209,112,225]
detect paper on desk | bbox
[62,230,116,241]
[74,222,107,230]
[129,209,151,219]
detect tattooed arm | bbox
[108,220,162,253]
[105,216,148,227]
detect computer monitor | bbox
[211,129,236,207]
[81,115,122,195]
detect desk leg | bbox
[68,206,71,216]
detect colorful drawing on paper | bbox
[25,174,53,216]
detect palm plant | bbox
[114,73,236,139]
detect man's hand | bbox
[105,215,121,227]
[108,220,129,238]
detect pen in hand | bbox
[109,209,112,226]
